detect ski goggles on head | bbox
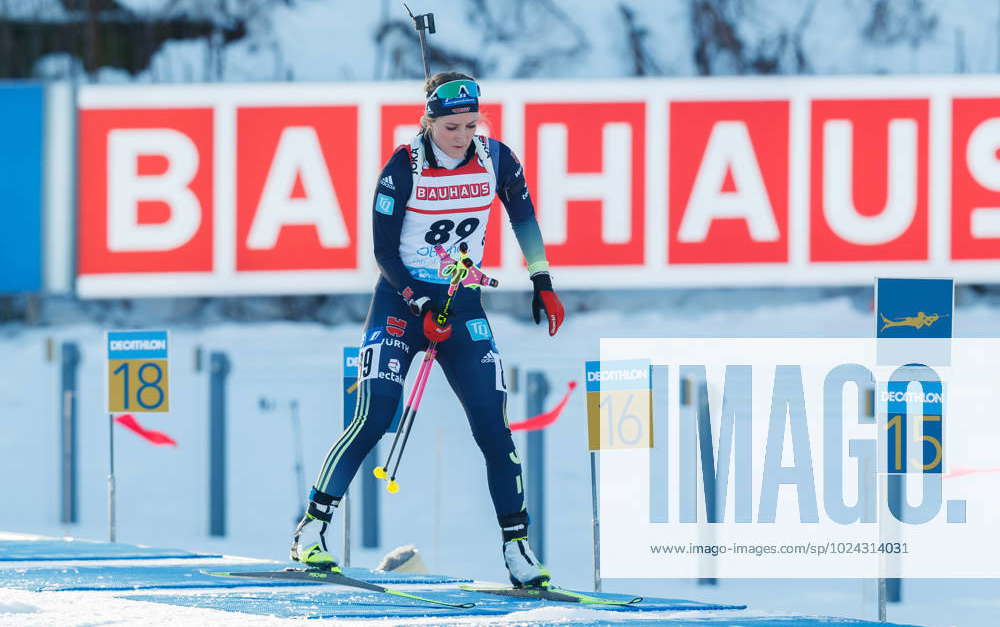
[425,79,480,117]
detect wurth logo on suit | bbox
[415,182,490,201]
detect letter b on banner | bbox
[79,108,214,274]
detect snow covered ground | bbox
[2,297,1000,625]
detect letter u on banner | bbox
[810,98,929,262]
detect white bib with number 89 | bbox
[399,135,497,284]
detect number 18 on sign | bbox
[107,330,170,412]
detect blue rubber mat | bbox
[0,563,470,591]
[559,618,923,627]
[226,567,472,585]
[122,588,745,619]
[0,540,220,562]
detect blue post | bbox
[649,365,668,523]
[362,449,379,548]
[209,352,230,537]
[526,371,549,562]
[696,379,718,586]
[887,476,902,602]
[60,342,80,524]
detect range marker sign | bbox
[106,330,170,413]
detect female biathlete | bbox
[290,72,565,589]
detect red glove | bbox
[531,272,565,336]
[423,311,453,343]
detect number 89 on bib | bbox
[585,360,653,451]
[107,330,170,413]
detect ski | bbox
[204,568,476,610]
[459,583,642,606]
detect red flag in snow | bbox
[509,381,577,432]
[114,414,177,446]
[944,466,1000,479]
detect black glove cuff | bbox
[529,272,553,292]
[498,511,531,542]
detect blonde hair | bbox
[420,71,477,131]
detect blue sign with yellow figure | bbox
[876,278,953,339]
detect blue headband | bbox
[425,79,480,118]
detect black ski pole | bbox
[402,3,435,80]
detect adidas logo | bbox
[380,175,395,190]
[481,353,496,364]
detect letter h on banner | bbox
[527,103,645,265]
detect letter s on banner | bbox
[810,99,929,262]
[669,100,789,263]
[78,108,214,274]
[525,102,645,266]
[951,98,1000,260]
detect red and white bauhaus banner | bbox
[77,78,1000,298]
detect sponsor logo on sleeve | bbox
[375,192,395,215]
[466,318,492,342]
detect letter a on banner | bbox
[669,100,789,264]
[247,126,349,249]
[679,121,779,243]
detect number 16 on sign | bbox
[584,359,653,593]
